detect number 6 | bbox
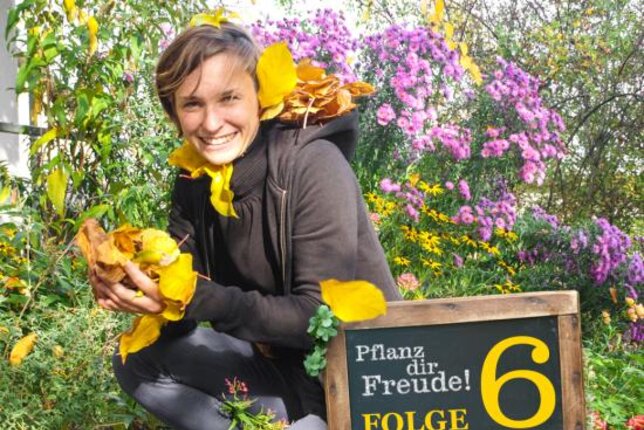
[481,336,556,428]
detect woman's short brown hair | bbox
[155,23,261,132]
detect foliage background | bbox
[1,0,642,429]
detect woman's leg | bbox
[112,327,302,430]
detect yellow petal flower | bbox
[320,279,386,322]
[256,42,297,109]
[10,333,37,366]
[157,253,197,310]
[119,315,165,364]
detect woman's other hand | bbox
[89,261,165,314]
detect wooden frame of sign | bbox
[324,291,584,430]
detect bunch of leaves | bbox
[256,42,374,126]
[278,59,374,125]
[5,0,208,241]
[304,279,386,377]
[219,377,288,430]
[75,218,197,362]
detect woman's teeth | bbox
[200,132,237,146]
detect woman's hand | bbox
[89,261,165,314]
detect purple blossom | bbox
[453,254,464,268]
[532,206,559,229]
[484,58,566,184]
[590,218,632,285]
[458,179,471,200]
[122,71,134,83]
[376,104,396,125]
[380,178,401,193]
[627,253,643,286]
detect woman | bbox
[90,20,400,429]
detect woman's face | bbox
[175,53,260,166]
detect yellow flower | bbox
[320,279,386,322]
[422,259,442,270]
[601,310,611,325]
[418,182,443,196]
[256,42,297,119]
[393,256,411,267]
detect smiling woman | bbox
[88,15,400,430]
[173,53,260,166]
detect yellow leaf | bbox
[459,42,469,56]
[63,0,78,22]
[31,127,58,155]
[52,345,64,358]
[205,164,238,218]
[168,140,208,173]
[139,229,180,266]
[320,279,386,322]
[47,167,68,217]
[444,22,454,40]
[260,101,285,121]
[0,186,10,203]
[296,59,326,82]
[435,0,445,21]
[189,8,240,28]
[87,16,98,56]
[119,315,165,363]
[10,333,37,366]
[157,253,197,311]
[256,42,297,109]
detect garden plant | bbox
[1,0,641,428]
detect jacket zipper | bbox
[279,188,288,293]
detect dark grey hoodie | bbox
[167,111,400,417]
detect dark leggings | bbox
[112,327,305,430]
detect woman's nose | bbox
[201,107,222,133]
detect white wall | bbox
[0,0,30,179]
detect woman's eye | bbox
[222,95,239,103]
[182,101,200,108]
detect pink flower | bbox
[445,181,454,190]
[396,272,420,291]
[626,414,644,430]
[590,411,608,430]
[376,103,396,126]
[458,179,471,200]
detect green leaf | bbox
[30,127,58,155]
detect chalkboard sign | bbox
[324,291,584,430]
